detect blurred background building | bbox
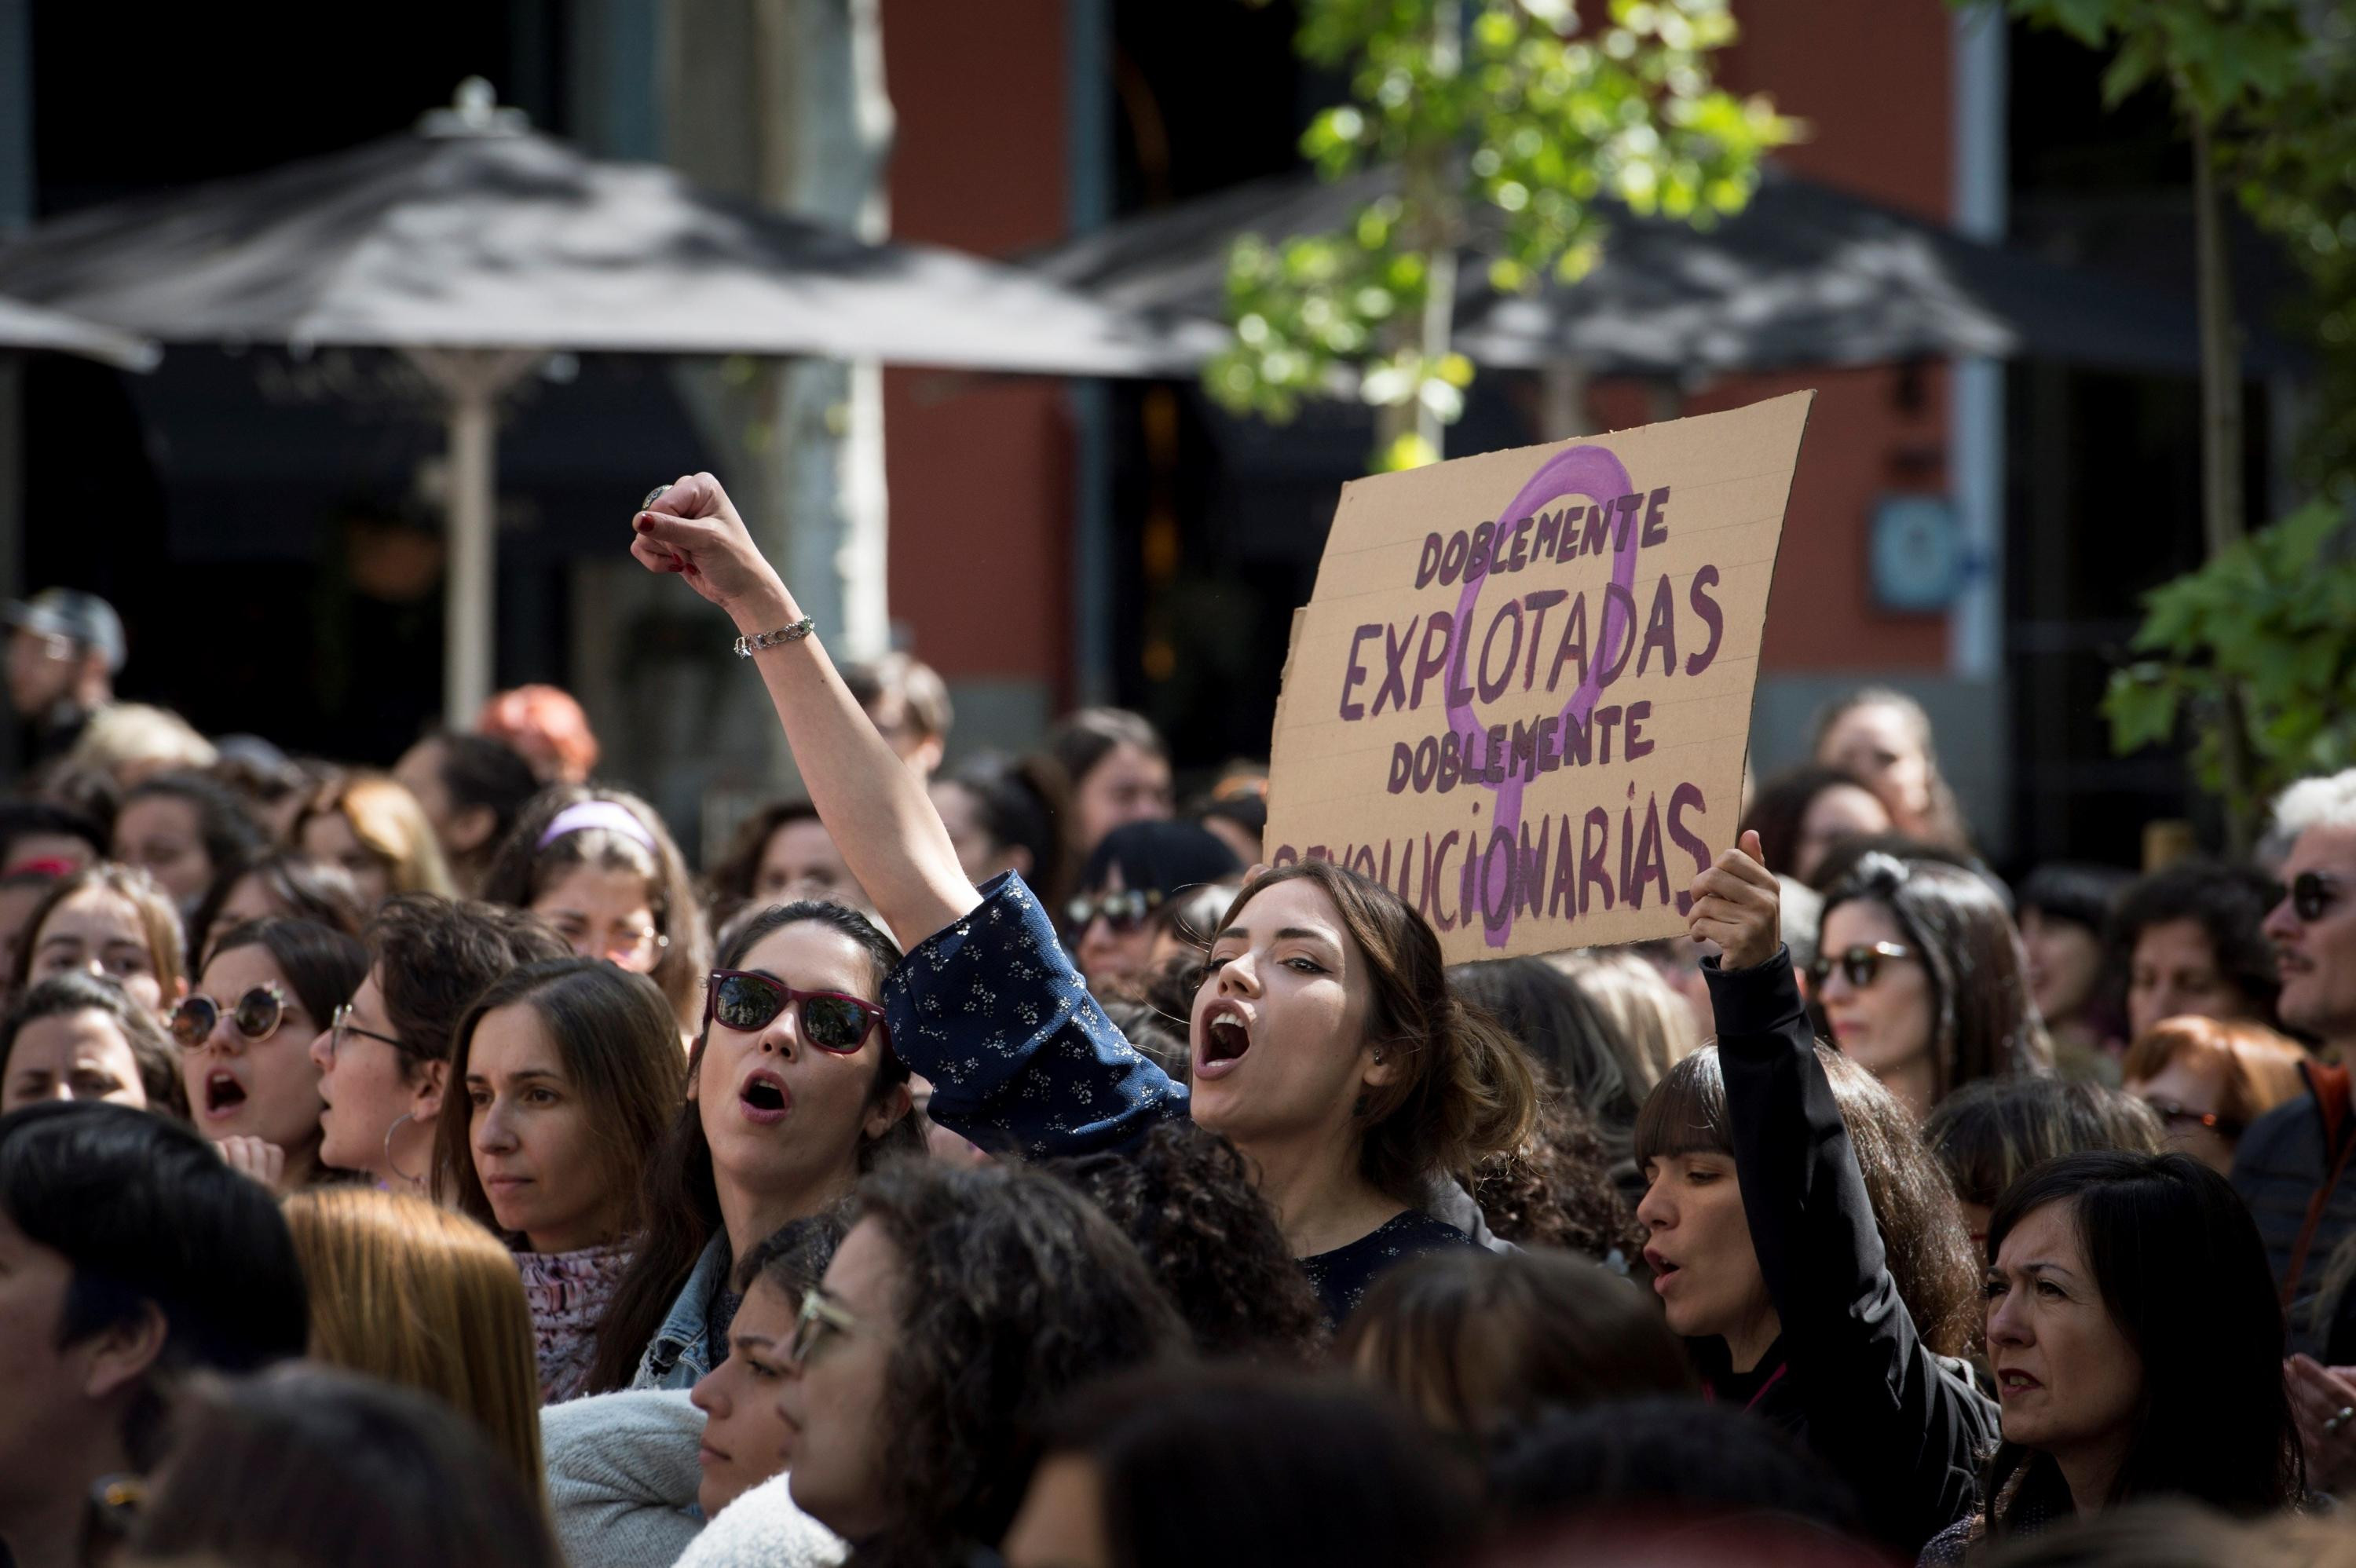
[0,0,2300,872]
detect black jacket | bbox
[1707,947,1998,1556]
[2231,1061,2356,1360]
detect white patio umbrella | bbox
[0,294,158,371]
[0,82,1202,726]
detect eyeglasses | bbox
[1065,888,1164,935]
[788,1287,861,1365]
[1807,941,1915,991]
[170,982,290,1050]
[2142,1095,2246,1140]
[2270,871,2342,924]
[328,1003,404,1056]
[704,970,888,1053]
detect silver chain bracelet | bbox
[733,617,816,657]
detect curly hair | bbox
[1469,1083,1646,1264]
[1049,1121,1326,1363]
[846,1160,1190,1568]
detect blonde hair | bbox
[66,702,217,784]
[282,1189,544,1510]
[1543,948,1699,1091]
[294,774,455,898]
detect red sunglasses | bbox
[703,970,888,1053]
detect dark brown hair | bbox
[2,970,188,1119]
[432,957,688,1248]
[1979,1153,2301,1530]
[846,1160,1191,1568]
[1338,1245,1696,1435]
[1049,1120,1327,1363]
[189,849,368,966]
[1922,1076,2165,1212]
[1468,1084,1646,1263]
[127,1366,561,1568]
[1634,1042,1981,1358]
[1216,860,1538,1202]
[706,798,822,909]
[584,901,921,1393]
[1820,851,2052,1105]
[479,785,711,1029]
[1740,764,1882,886]
[1037,1364,1476,1568]
[365,894,570,1084]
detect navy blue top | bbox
[882,872,1469,1321]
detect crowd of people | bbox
[6,480,2356,1567]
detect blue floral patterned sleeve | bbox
[881,871,1189,1158]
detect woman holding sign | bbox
[628,474,1538,1324]
[1651,832,1996,1555]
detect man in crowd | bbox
[843,651,953,782]
[4,588,123,769]
[2235,766,2356,1356]
[0,1102,309,1568]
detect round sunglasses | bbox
[1806,941,1915,991]
[170,982,291,1050]
[704,970,888,1053]
[1065,888,1164,935]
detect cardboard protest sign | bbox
[1264,390,1813,965]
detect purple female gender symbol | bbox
[1443,444,1643,949]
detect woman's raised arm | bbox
[631,473,981,947]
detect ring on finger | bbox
[2326,1405,2354,1436]
[643,484,670,510]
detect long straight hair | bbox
[431,957,686,1247]
[283,1189,547,1511]
[1981,1152,2303,1526]
[583,901,920,1393]
[1819,852,2050,1104]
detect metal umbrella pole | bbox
[404,347,544,730]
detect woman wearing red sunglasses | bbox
[585,900,921,1392]
[631,475,1538,1326]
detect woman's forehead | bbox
[742,919,872,989]
[1224,877,1347,941]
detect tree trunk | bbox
[2191,111,2244,558]
[2190,109,2255,852]
[1390,0,1461,468]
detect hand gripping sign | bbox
[1264,390,1813,965]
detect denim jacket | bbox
[630,1234,732,1391]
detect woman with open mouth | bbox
[1635,832,1993,1557]
[432,956,686,1402]
[630,474,1540,1325]
[175,916,368,1192]
[584,901,924,1393]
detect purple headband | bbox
[538,800,659,854]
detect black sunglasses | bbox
[704,970,887,1053]
[2141,1095,2246,1140]
[2270,871,2341,925]
[1806,941,1915,991]
[1066,887,1163,935]
[170,983,289,1050]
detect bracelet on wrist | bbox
[734,617,815,656]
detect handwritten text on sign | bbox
[1264,391,1813,965]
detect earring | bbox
[383,1110,422,1186]
[1373,1046,1386,1065]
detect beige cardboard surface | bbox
[1264,389,1813,965]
